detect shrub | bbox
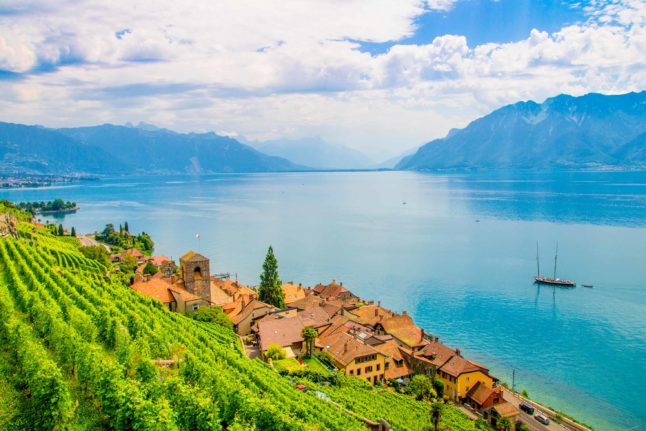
[265,343,286,361]
[191,307,233,330]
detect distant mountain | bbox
[0,121,304,175]
[0,122,121,174]
[377,147,417,169]
[250,137,374,170]
[59,124,304,174]
[398,92,646,170]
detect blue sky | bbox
[358,0,587,53]
[0,0,643,160]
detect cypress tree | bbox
[71,227,76,237]
[258,245,285,308]
[124,221,129,232]
[58,224,64,236]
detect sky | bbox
[0,0,644,161]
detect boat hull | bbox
[534,277,576,287]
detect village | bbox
[116,247,567,431]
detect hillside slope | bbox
[0,122,122,174]
[59,124,304,174]
[398,92,646,170]
[0,206,482,431]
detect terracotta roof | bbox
[257,316,306,351]
[125,248,144,257]
[232,299,274,324]
[379,313,427,347]
[313,279,351,300]
[169,286,202,302]
[440,354,488,378]
[492,402,519,418]
[320,332,384,367]
[349,305,396,327]
[418,340,489,378]
[372,339,412,380]
[321,302,342,317]
[209,280,234,306]
[466,381,499,406]
[282,282,306,304]
[148,255,170,266]
[289,294,324,310]
[131,278,175,304]
[298,306,331,328]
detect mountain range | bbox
[0,122,302,175]
[398,91,646,170]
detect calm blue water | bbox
[2,171,645,431]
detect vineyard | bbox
[0,214,482,431]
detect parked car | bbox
[535,414,550,425]
[519,402,535,415]
[295,384,307,392]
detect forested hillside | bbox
[0,205,482,431]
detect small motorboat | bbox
[582,284,593,288]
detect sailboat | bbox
[534,242,576,287]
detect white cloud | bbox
[0,0,644,160]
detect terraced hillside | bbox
[0,211,482,431]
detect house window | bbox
[376,364,380,371]
[466,377,470,382]
[365,366,373,373]
[385,362,390,369]
[357,368,362,376]
[349,369,354,375]
[192,304,200,311]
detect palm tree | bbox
[430,402,443,431]
[498,417,512,431]
[301,326,317,357]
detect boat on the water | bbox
[582,284,593,288]
[534,242,576,287]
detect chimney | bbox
[456,348,461,357]
[421,329,425,340]
[378,300,381,307]
[144,274,151,282]
[402,310,407,316]
[332,278,336,284]
[340,281,343,287]
[435,336,439,343]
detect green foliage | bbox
[274,358,302,374]
[57,223,64,236]
[79,245,110,266]
[258,245,285,308]
[516,423,531,431]
[433,376,445,398]
[408,374,436,401]
[70,226,76,237]
[431,402,443,431]
[143,260,159,275]
[16,199,77,214]
[191,306,233,330]
[475,418,491,430]
[521,388,529,398]
[96,223,154,253]
[265,343,287,361]
[497,417,512,431]
[301,326,318,357]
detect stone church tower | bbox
[180,251,211,303]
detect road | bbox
[501,388,574,431]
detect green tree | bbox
[79,246,110,266]
[70,226,76,237]
[143,261,159,276]
[521,388,529,398]
[265,343,286,361]
[124,221,129,232]
[516,423,531,431]
[301,326,318,357]
[430,402,443,431]
[432,377,444,398]
[409,374,436,401]
[258,245,285,308]
[58,224,64,236]
[498,417,512,431]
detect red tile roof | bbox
[257,316,306,351]
[131,278,175,304]
[319,332,384,367]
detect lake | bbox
[2,170,645,431]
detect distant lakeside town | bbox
[27,210,587,431]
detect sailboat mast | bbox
[553,242,559,279]
[536,242,540,277]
